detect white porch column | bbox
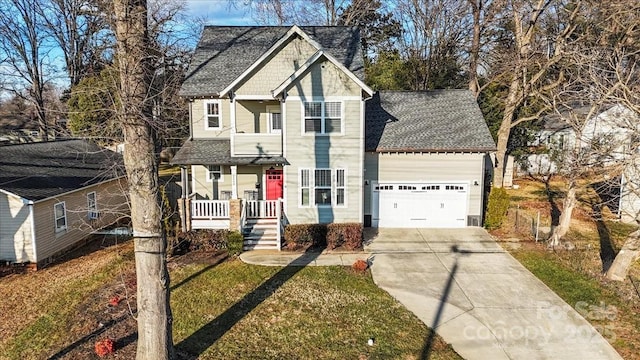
[230,92,236,156]
[231,165,238,199]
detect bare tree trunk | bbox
[113,0,174,359]
[494,78,520,187]
[548,180,577,247]
[468,0,482,97]
[606,230,640,281]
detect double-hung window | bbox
[204,100,221,130]
[87,192,98,219]
[206,165,223,182]
[303,101,342,134]
[299,168,347,206]
[54,202,67,232]
[270,112,282,133]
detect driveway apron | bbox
[366,228,622,360]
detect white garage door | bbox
[372,183,468,228]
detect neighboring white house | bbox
[523,104,640,223]
[0,139,129,267]
[171,25,496,250]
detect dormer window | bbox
[204,100,221,130]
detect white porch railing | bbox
[191,200,230,219]
[246,200,279,219]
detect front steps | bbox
[242,218,280,250]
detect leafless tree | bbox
[542,1,640,247]
[490,0,583,187]
[0,0,56,140]
[113,0,173,358]
[38,0,111,87]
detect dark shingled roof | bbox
[0,139,124,201]
[180,26,365,97]
[365,90,496,152]
[171,139,288,166]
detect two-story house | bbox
[171,25,496,250]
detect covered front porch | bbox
[171,139,288,250]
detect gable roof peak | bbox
[180,26,365,98]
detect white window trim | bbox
[206,165,224,182]
[301,101,344,136]
[299,168,310,207]
[336,168,347,207]
[54,201,67,233]
[314,168,332,207]
[298,167,347,208]
[204,99,222,130]
[266,105,282,134]
[87,192,98,219]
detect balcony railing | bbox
[232,133,281,156]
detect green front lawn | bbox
[0,242,460,359]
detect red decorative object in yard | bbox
[352,259,368,272]
[95,338,115,357]
[108,296,121,307]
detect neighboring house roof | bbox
[0,139,124,201]
[171,139,288,166]
[180,26,365,97]
[365,90,496,152]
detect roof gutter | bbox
[369,148,497,153]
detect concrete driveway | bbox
[365,228,622,360]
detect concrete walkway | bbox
[366,228,622,360]
[240,250,368,267]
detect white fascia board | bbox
[219,25,322,97]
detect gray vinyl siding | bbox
[286,59,362,98]
[191,98,232,139]
[235,101,279,133]
[32,178,129,263]
[235,37,318,96]
[0,193,34,263]
[192,165,231,200]
[283,99,363,224]
[363,152,486,217]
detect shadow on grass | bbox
[175,249,323,358]
[592,204,617,273]
[170,253,228,291]
[544,180,561,227]
[48,314,130,359]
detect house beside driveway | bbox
[522,104,640,223]
[0,139,128,267]
[171,25,496,250]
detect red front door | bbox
[266,169,283,200]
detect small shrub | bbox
[95,338,114,357]
[173,229,229,253]
[327,223,363,250]
[227,231,244,256]
[352,259,368,272]
[485,187,510,230]
[284,224,327,250]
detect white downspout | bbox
[28,201,37,264]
